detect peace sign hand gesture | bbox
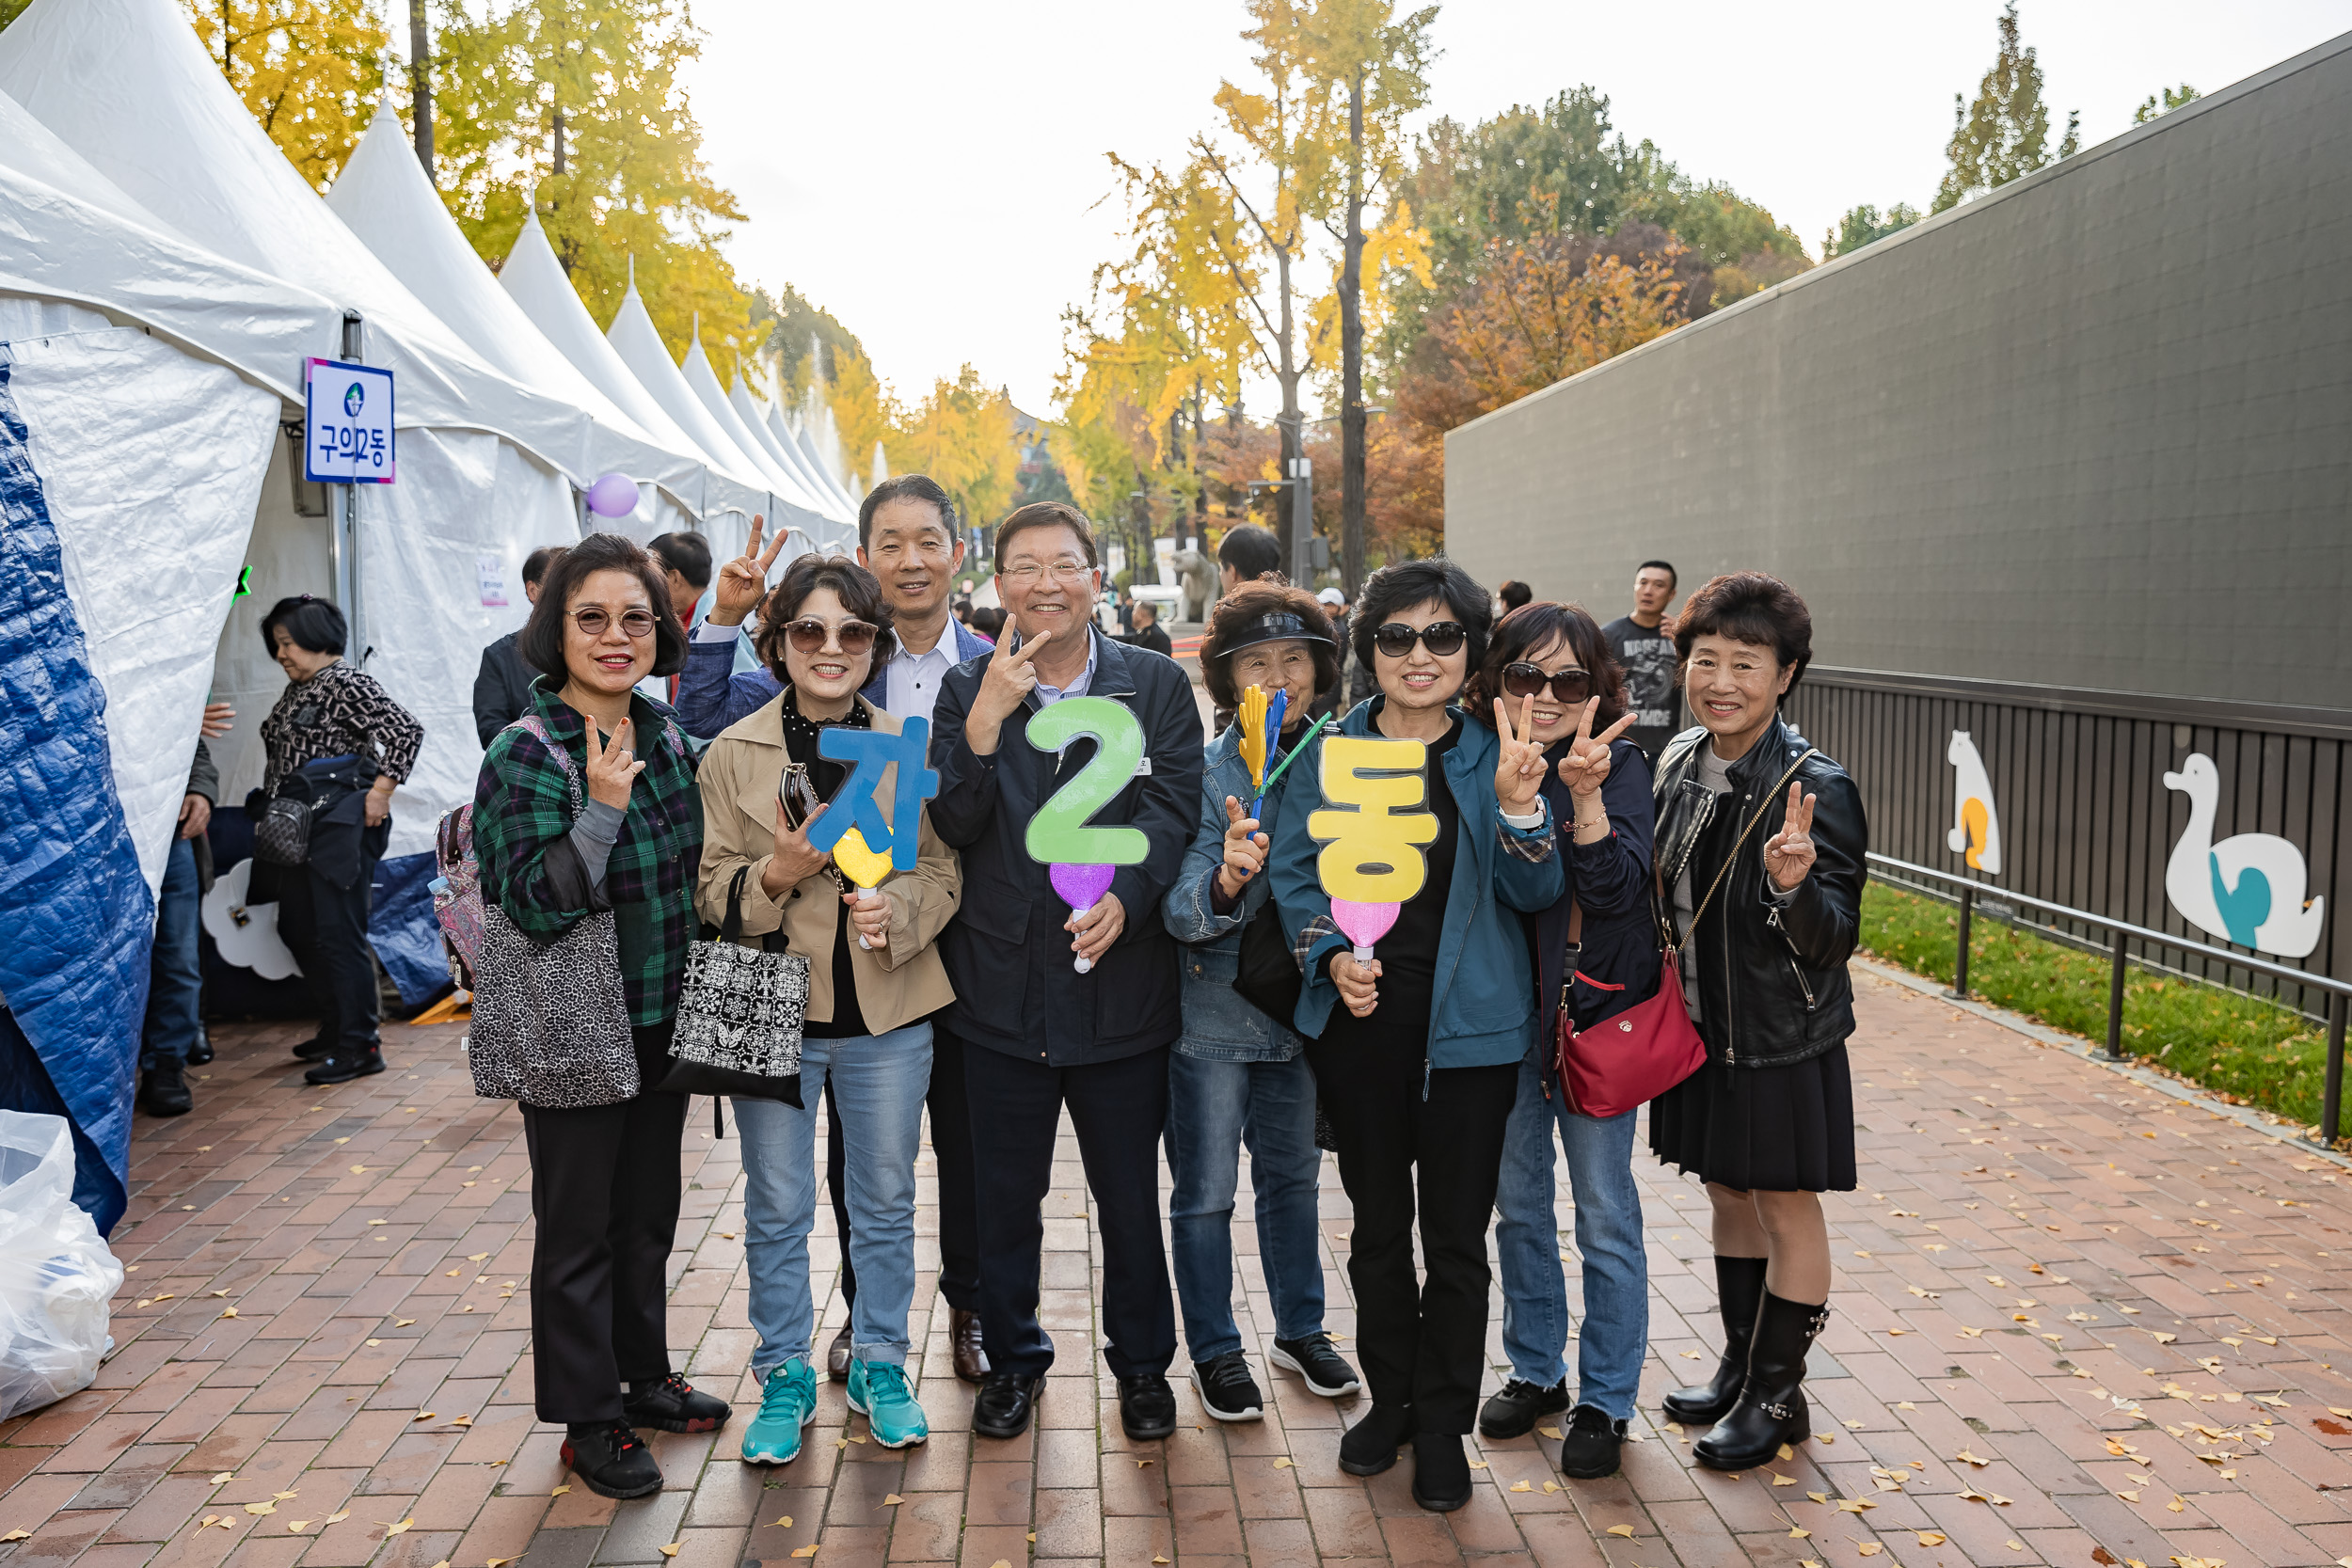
[1492,692,1548,816]
[583,716,645,810]
[1556,696,1638,802]
[966,628,1053,754]
[712,513,785,627]
[1762,780,1820,894]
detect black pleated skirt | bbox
[1647,1040,1856,1193]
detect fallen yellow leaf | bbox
[325,1512,350,1524]
[1271,1457,1292,1469]
[1606,1525,1634,1537]
[209,1474,235,1484]
[395,1318,415,1327]
[469,1253,489,1261]
[287,1522,311,1533]
[382,1518,413,1537]
[413,1412,436,1422]
[1509,1480,1531,1493]
[0,1530,27,1543]
[550,1485,570,1497]
[790,1549,819,1560]
[1771,1472,1796,1486]
[273,1492,298,1501]
[1917,1534,1947,1547]
[1777,1443,1794,1461]
[768,1516,792,1528]
[1956,1449,1992,1466]
[1857,1545,1883,1559]
[880,1496,902,1507]
[244,1503,277,1517]
[658,1544,680,1559]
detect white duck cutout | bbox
[1947,730,2002,875]
[2161,752,2325,958]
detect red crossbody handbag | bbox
[1556,749,1817,1119]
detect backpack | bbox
[429,711,686,991]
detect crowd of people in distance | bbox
[192,475,1865,1514]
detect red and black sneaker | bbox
[560,1421,661,1499]
[622,1372,732,1433]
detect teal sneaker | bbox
[739,1358,818,1465]
[846,1358,930,1449]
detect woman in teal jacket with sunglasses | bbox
[1268,558,1562,1513]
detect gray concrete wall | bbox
[1442,33,2352,713]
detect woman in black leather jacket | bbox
[1645,571,1867,1473]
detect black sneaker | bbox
[1117,1373,1178,1441]
[1270,1334,1360,1398]
[1338,1402,1412,1476]
[560,1420,661,1499]
[1189,1353,1263,1422]
[623,1372,732,1433]
[138,1062,193,1117]
[305,1047,386,1085]
[1477,1376,1569,1440]
[1556,1403,1625,1480]
[291,1034,333,1062]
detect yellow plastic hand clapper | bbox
[1308,736,1438,903]
[1236,686,1270,795]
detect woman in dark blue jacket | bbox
[1466,603,1657,1481]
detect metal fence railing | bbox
[1866,851,2352,1148]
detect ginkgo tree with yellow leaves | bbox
[433,0,769,370]
[1067,0,1438,593]
[176,0,390,192]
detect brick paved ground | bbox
[5,962,2350,1568]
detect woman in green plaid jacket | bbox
[471,533,724,1500]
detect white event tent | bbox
[326,99,706,541]
[0,79,339,1227]
[0,0,604,842]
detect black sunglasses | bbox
[1372,621,1467,658]
[1501,661,1592,704]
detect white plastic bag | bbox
[0,1112,123,1419]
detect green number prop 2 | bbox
[1024,697,1150,868]
[1309,736,1438,905]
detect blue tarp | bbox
[370,850,449,1006]
[0,344,146,1234]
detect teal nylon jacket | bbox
[1267,700,1562,1068]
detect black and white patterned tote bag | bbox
[658,865,811,1106]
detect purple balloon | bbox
[584,472,641,517]
[1050,862,1117,911]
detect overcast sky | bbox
[685,0,2351,416]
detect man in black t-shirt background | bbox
[1600,559,1682,761]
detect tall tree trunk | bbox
[551,103,565,176]
[220,0,230,72]
[407,0,435,185]
[1273,245,1300,572]
[1340,68,1367,598]
[1190,383,1207,536]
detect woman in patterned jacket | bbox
[252,594,421,1086]
[472,533,727,1500]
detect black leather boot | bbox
[1662,1256,1768,1426]
[1693,1291,1829,1472]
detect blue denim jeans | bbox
[1491,1040,1647,1418]
[1164,1050,1327,1365]
[140,835,202,1070]
[735,1022,932,1379]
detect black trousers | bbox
[1308,1025,1518,1433]
[519,1036,688,1424]
[277,853,382,1056]
[961,1037,1176,1379]
[827,1019,980,1313]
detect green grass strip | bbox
[1857,881,2336,1137]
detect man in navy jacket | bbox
[928,501,1205,1444]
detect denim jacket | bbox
[1161,724,1306,1063]
[1269,700,1564,1069]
